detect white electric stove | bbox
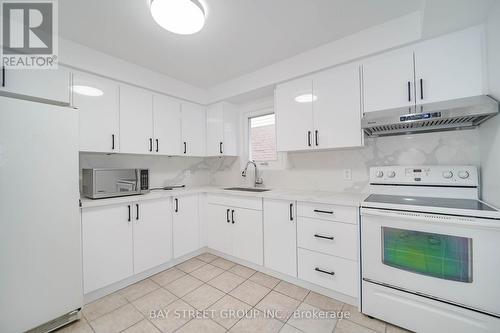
[360,165,500,333]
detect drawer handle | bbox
[314,234,334,240]
[315,267,335,276]
[313,209,333,214]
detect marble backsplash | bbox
[80,128,480,195]
[207,129,481,194]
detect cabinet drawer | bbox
[207,194,262,210]
[298,248,358,297]
[298,217,358,260]
[297,202,357,224]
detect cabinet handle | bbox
[156,139,159,152]
[226,209,230,223]
[315,267,335,276]
[136,204,139,220]
[313,209,334,214]
[231,209,235,224]
[174,198,179,212]
[183,142,187,154]
[407,81,411,102]
[111,134,115,150]
[314,234,334,240]
[307,131,312,147]
[149,138,153,152]
[220,142,223,154]
[315,130,319,146]
[127,205,131,222]
[289,203,294,221]
[419,78,424,100]
[2,66,5,87]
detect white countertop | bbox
[80,186,368,209]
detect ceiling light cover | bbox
[150,0,206,35]
[72,85,104,97]
[294,94,318,103]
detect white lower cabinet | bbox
[82,204,133,294]
[298,248,358,297]
[133,199,173,274]
[172,194,200,258]
[206,195,263,265]
[82,198,173,294]
[263,199,297,277]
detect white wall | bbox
[478,0,500,207]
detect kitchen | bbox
[1,0,500,332]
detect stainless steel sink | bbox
[223,187,271,192]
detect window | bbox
[249,113,277,161]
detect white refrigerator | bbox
[0,96,82,332]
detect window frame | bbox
[243,106,286,170]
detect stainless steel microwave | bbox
[82,168,150,199]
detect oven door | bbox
[361,207,500,317]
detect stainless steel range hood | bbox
[361,95,499,137]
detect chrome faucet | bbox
[242,160,263,186]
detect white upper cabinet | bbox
[0,67,71,104]
[74,72,120,153]
[206,102,239,156]
[363,26,486,113]
[362,47,415,113]
[181,102,206,156]
[153,94,182,155]
[119,85,154,154]
[275,77,314,152]
[414,26,485,105]
[313,63,363,149]
[133,199,172,274]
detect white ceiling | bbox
[59,0,424,88]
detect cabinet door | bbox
[133,199,173,274]
[313,64,363,149]
[74,72,120,153]
[222,104,239,156]
[362,47,415,113]
[153,94,182,155]
[263,199,297,276]
[232,208,263,265]
[206,104,224,156]
[0,67,71,103]
[119,85,153,154]
[275,78,314,151]
[206,204,233,254]
[414,27,485,105]
[82,205,133,293]
[181,102,206,156]
[172,194,200,258]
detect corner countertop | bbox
[80,186,368,209]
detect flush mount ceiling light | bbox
[72,85,104,97]
[150,0,206,35]
[294,94,318,103]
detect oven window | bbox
[382,227,472,283]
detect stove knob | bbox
[458,171,470,179]
[442,171,453,179]
[376,171,384,178]
[388,171,396,178]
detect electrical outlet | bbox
[184,170,191,178]
[343,169,352,181]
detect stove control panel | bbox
[369,165,478,186]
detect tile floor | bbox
[55,253,411,333]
